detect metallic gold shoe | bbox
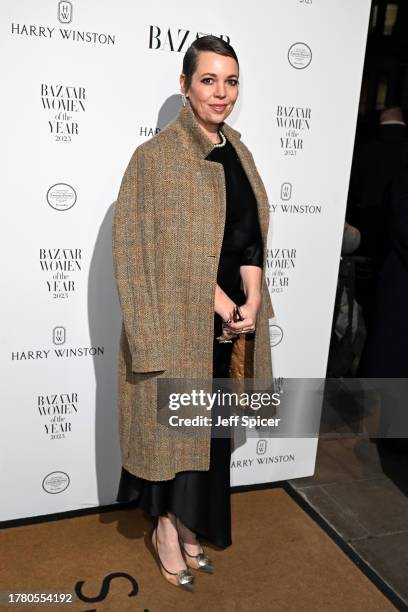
[178,534,214,573]
[175,519,214,574]
[148,526,195,591]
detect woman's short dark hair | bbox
[182,35,239,92]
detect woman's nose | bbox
[214,84,226,98]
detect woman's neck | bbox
[190,107,222,144]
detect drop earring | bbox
[181,93,188,107]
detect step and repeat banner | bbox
[1,0,370,520]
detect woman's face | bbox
[180,51,239,130]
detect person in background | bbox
[348,107,408,265]
[356,112,408,453]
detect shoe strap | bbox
[178,534,205,559]
[154,528,192,578]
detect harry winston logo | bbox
[256,439,267,455]
[270,182,322,215]
[58,1,73,24]
[53,326,66,345]
[11,2,115,45]
[281,182,292,201]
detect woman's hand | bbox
[228,264,263,335]
[214,283,238,323]
[227,298,261,334]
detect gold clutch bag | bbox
[229,331,255,409]
[229,304,254,380]
[228,306,276,419]
[229,332,255,379]
[217,304,255,404]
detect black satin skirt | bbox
[116,312,234,549]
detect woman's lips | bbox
[209,104,227,111]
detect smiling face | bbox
[180,50,239,136]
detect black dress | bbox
[116,135,263,549]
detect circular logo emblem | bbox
[288,42,312,69]
[42,471,70,494]
[47,183,77,211]
[269,324,283,347]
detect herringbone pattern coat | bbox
[112,101,274,480]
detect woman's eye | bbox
[201,77,239,86]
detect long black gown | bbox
[116,134,264,549]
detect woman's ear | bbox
[179,73,187,95]
[179,73,185,95]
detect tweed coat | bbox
[112,100,274,480]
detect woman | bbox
[112,35,274,591]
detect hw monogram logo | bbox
[256,439,267,455]
[53,326,66,345]
[58,1,73,24]
[281,182,292,201]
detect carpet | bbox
[0,488,396,611]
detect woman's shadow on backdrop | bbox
[88,94,183,506]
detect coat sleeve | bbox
[112,146,166,374]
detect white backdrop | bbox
[1,0,371,520]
